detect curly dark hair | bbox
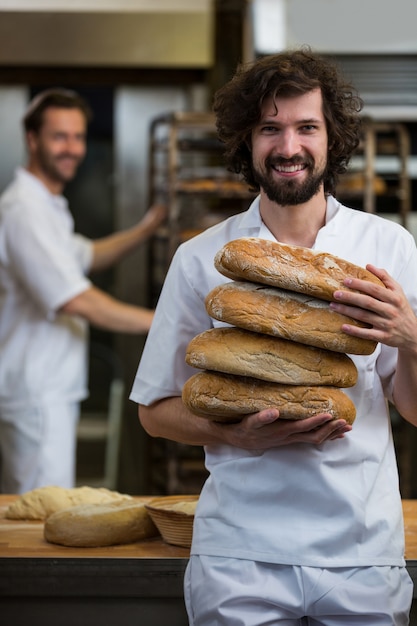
[213,47,363,196]
[23,88,93,134]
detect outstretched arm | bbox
[90,204,166,272]
[59,285,154,333]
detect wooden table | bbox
[403,500,417,594]
[2,496,417,626]
[0,495,190,626]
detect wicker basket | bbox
[145,495,199,547]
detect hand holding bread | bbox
[205,281,377,355]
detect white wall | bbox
[286,0,417,53]
[0,87,27,193]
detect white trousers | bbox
[184,555,413,626]
[0,402,79,494]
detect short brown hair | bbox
[23,88,93,134]
[213,47,363,196]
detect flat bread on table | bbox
[44,499,159,547]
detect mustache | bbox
[55,153,82,161]
[265,155,312,168]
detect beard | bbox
[253,155,326,206]
[37,146,83,185]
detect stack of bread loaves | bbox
[182,237,383,424]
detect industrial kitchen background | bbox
[0,0,416,496]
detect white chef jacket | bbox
[0,168,93,410]
[130,195,417,567]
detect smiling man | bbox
[252,89,328,211]
[26,103,88,192]
[0,89,166,494]
[130,49,417,625]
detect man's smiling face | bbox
[251,88,329,206]
[27,107,87,192]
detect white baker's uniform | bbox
[130,196,417,621]
[0,168,93,493]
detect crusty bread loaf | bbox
[186,327,358,387]
[182,370,356,424]
[205,281,376,355]
[44,500,159,547]
[214,237,384,301]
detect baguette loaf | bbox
[205,281,376,355]
[214,237,384,301]
[182,370,356,424]
[186,327,358,387]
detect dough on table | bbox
[5,485,133,520]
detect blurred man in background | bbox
[0,88,165,494]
